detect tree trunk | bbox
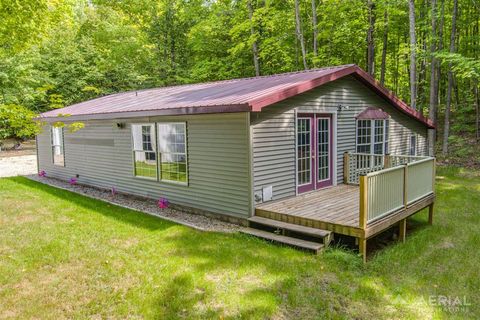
[428,0,437,154]
[380,9,388,85]
[295,0,308,70]
[408,0,417,110]
[474,81,479,142]
[367,0,375,75]
[248,0,260,76]
[311,0,318,58]
[442,0,458,155]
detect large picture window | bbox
[356,119,389,155]
[158,123,187,183]
[132,124,157,179]
[51,126,65,166]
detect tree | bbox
[311,0,319,59]
[442,0,458,155]
[428,0,438,154]
[366,0,375,75]
[408,0,417,110]
[380,8,388,85]
[294,0,308,70]
[248,0,260,76]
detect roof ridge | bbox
[123,64,357,94]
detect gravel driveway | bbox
[0,155,38,178]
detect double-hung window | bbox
[158,123,187,183]
[131,122,188,184]
[356,119,390,155]
[51,126,65,166]
[132,124,157,179]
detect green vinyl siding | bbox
[36,112,251,218]
[251,75,428,204]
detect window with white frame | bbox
[132,124,157,179]
[356,119,389,155]
[157,123,187,183]
[51,126,65,166]
[409,134,417,156]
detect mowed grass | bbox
[0,166,479,319]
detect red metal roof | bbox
[38,64,434,128]
[356,107,390,120]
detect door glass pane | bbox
[297,118,311,185]
[317,118,330,181]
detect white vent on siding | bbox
[262,186,273,202]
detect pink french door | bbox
[297,113,333,194]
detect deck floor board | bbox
[256,184,359,228]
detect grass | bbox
[0,166,479,319]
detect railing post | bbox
[343,152,350,184]
[359,174,368,229]
[384,153,391,169]
[403,164,408,208]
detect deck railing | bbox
[358,157,435,227]
[344,152,428,185]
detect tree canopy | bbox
[0,0,479,161]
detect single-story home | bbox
[37,64,436,261]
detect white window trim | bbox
[131,123,158,181]
[51,126,65,167]
[355,118,390,155]
[157,122,188,186]
[131,122,189,186]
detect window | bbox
[356,119,389,155]
[409,134,417,156]
[356,120,372,153]
[132,124,157,179]
[158,123,187,183]
[51,126,65,166]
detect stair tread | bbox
[241,228,324,252]
[248,216,331,237]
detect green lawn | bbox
[0,167,479,319]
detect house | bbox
[36,64,436,261]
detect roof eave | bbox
[36,103,252,122]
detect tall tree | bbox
[248,0,260,76]
[442,0,458,155]
[366,0,375,75]
[380,9,388,85]
[408,0,417,109]
[311,0,319,59]
[428,0,438,154]
[294,0,308,70]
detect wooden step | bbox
[240,228,324,254]
[248,216,332,243]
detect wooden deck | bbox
[255,184,434,239]
[257,185,359,227]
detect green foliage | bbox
[0,104,40,140]
[0,0,479,159]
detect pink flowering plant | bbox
[38,170,46,177]
[111,187,117,197]
[157,197,169,209]
[69,177,78,185]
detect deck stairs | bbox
[241,216,333,254]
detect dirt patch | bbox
[0,155,37,178]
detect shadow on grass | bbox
[7,176,174,232]
[3,175,477,319]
